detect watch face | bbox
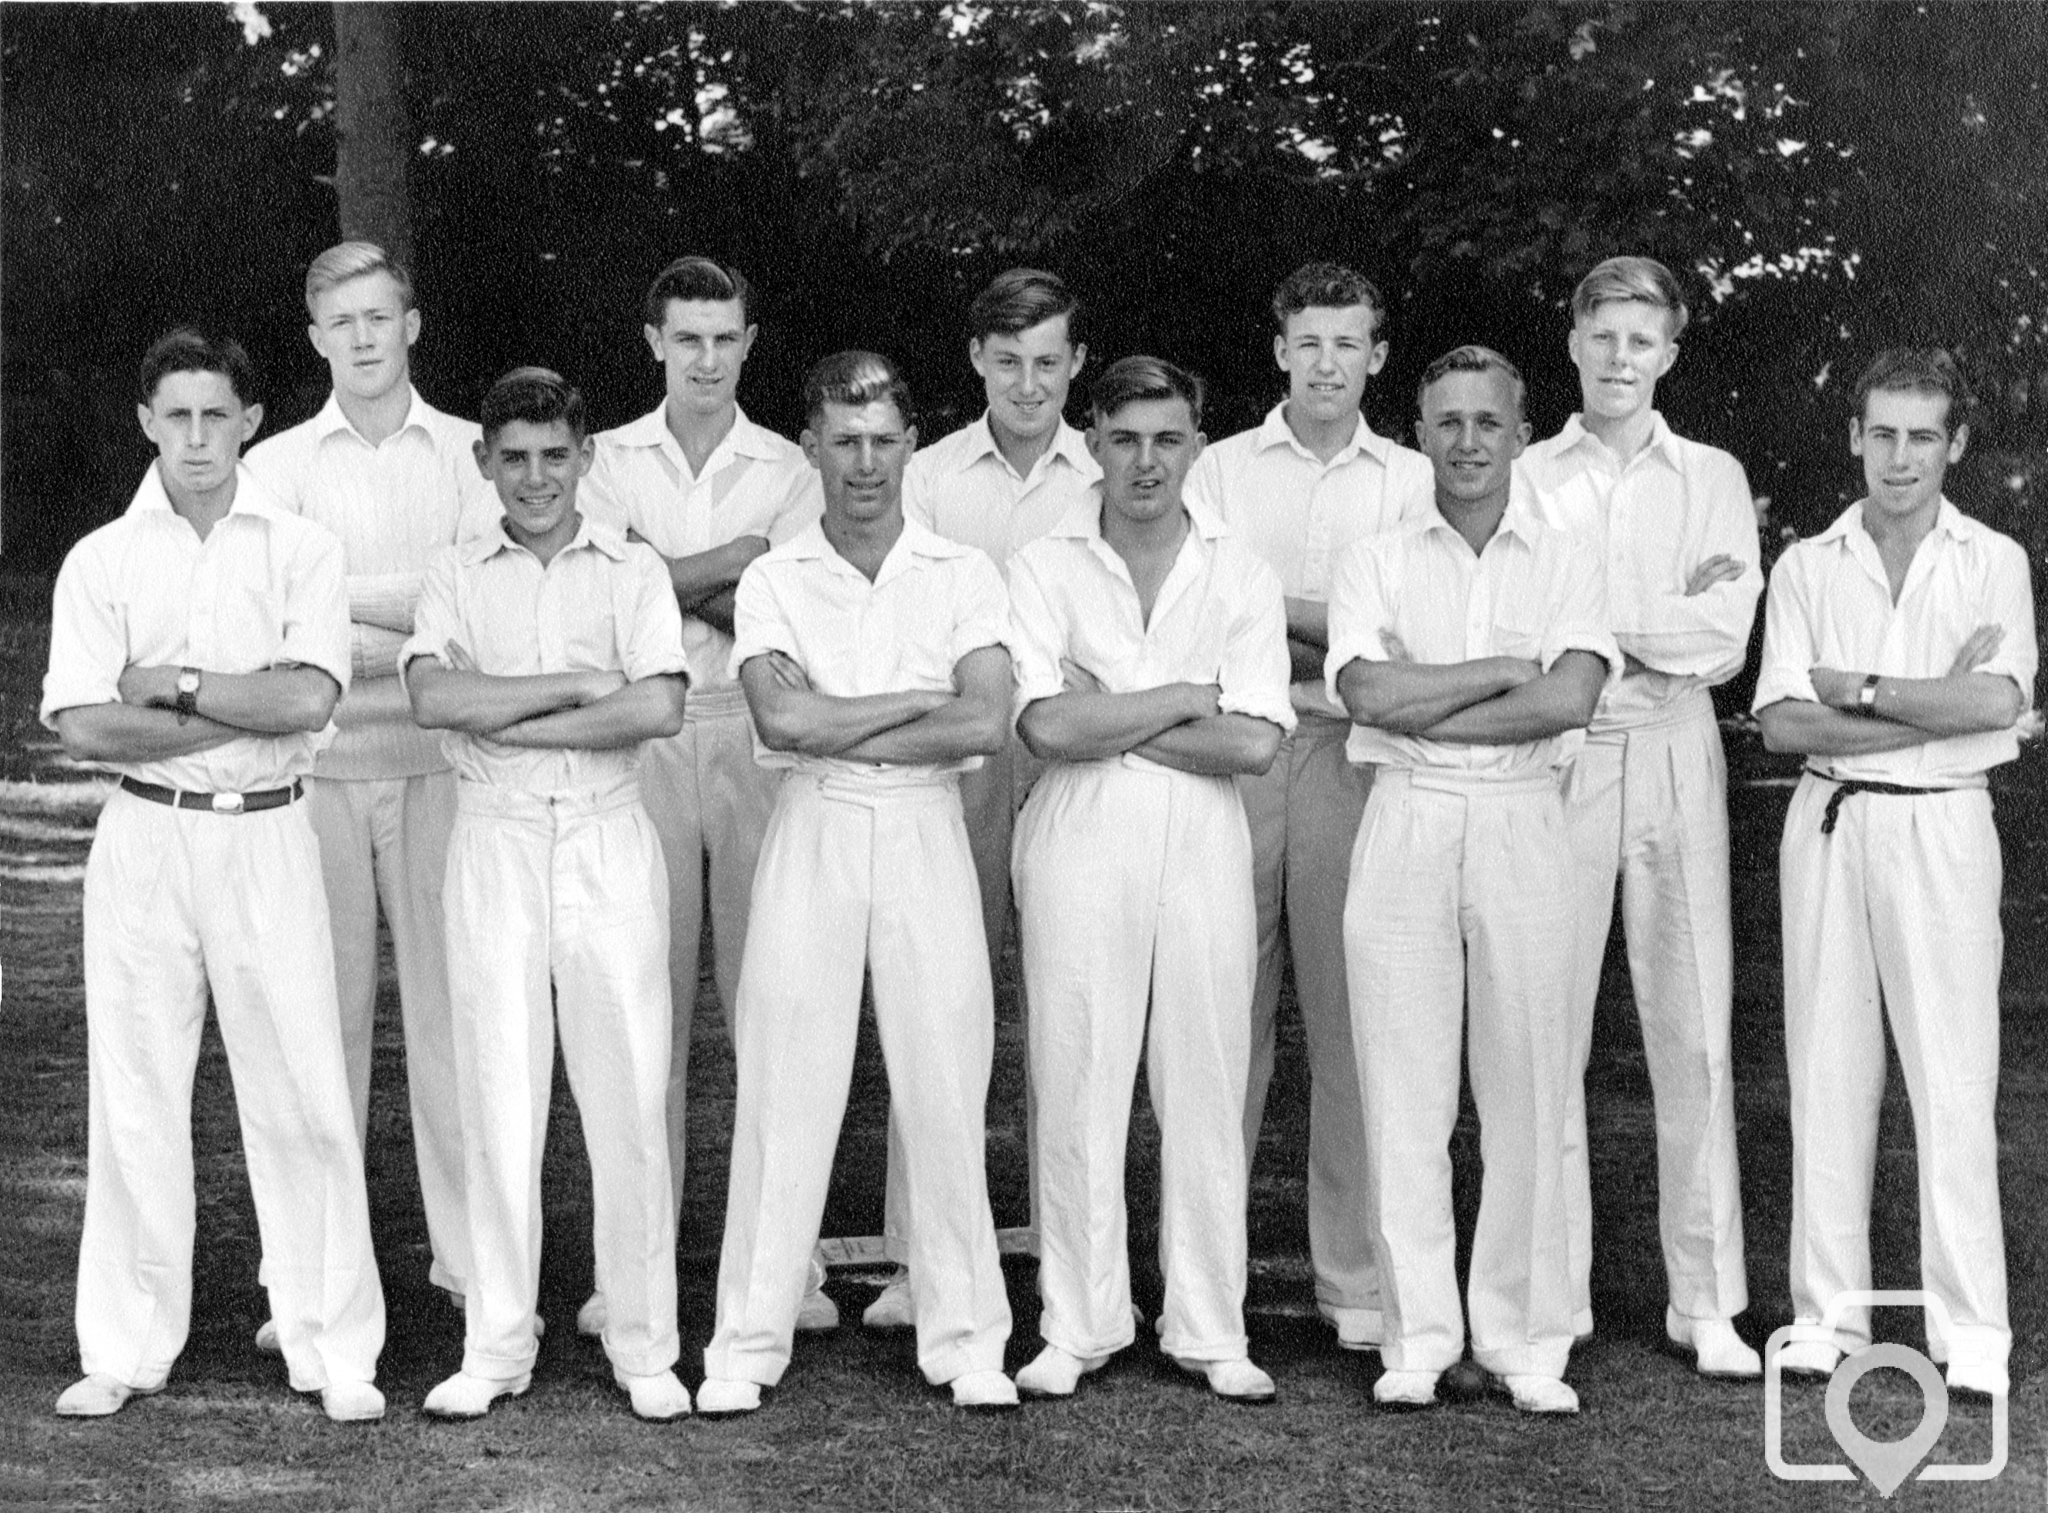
[178,671,200,694]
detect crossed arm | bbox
[740,643,1013,765]
[406,643,687,748]
[1018,661,1282,777]
[631,530,767,637]
[54,662,343,763]
[1757,624,2023,756]
[1335,630,1605,745]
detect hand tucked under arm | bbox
[53,702,245,763]
[491,674,689,749]
[118,662,341,735]
[406,648,625,735]
[1131,712,1283,777]
[1417,649,1607,745]
[1806,626,2025,737]
[835,645,1015,765]
[1335,630,1541,734]
[740,651,949,757]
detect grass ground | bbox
[1,568,2042,1511]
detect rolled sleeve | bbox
[1004,550,1067,718]
[1751,552,1821,712]
[1218,562,1297,732]
[279,530,354,694]
[1323,536,1391,708]
[728,562,801,677]
[398,547,465,690]
[948,551,1013,666]
[621,545,692,686]
[1541,534,1623,685]
[40,547,124,729]
[1980,536,2039,712]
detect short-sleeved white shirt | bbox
[1007,495,1296,749]
[729,516,1012,778]
[244,386,496,779]
[1324,481,1621,777]
[403,516,689,793]
[1751,498,2037,786]
[580,404,822,694]
[41,463,352,792]
[904,413,1101,569]
[1520,412,1762,725]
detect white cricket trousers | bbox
[705,769,1012,1388]
[1015,757,1255,1363]
[1346,768,1576,1378]
[881,732,1045,1265]
[305,769,467,1295]
[1239,713,1381,1333]
[1558,690,1747,1331]
[76,788,385,1391]
[639,687,782,1209]
[443,777,678,1381]
[1781,773,2009,1370]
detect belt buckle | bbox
[211,791,246,814]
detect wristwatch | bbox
[1856,672,1881,715]
[174,667,201,724]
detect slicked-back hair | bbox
[1272,261,1388,339]
[479,366,588,444]
[642,256,752,329]
[1088,355,1205,431]
[1571,255,1689,340]
[139,328,259,407]
[969,267,1083,347]
[1416,345,1526,420]
[1854,347,1974,434]
[304,240,415,318]
[802,350,915,431]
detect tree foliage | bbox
[3,1,2041,577]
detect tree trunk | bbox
[332,3,413,268]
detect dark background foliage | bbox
[5,1,2043,583]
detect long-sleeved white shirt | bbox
[580,404,822,695]
[1752,498,2037,786]
[1325,482,1621,778]
[42,464,352,792]
[1519,413,1761,728]
[904,413,1101,569]
[244,387,496,779]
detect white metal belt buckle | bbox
[210,791,246,814]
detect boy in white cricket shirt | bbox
[45,330,385,1422]
[1185,262,1432,1352]
[245,241,494,1330]
[1755,348,2034,1400]
[1008,356,1291,1403]
[698,352,1017,1415]
[1517,256,1763,1375]
[404,369,691,1421]
[1328,346,1615,1414]
[578,262,824,1342]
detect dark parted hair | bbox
[969,268,1083,347]
[138,328,258,407]
[642,256,752,329]
[1854,347,1974,434]
[479,366,587,443]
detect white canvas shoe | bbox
[1176,1356,1276,1402]
[614,1368,691,1420]
[422,1370,531,1418]
[320,1381,385,1422]
[55,1374,158,1417]
[1666,1308,1762,1379]
[695,1377,762,1415]
[577,1293,607,1338]
[949,1370,1019,1409]
[1774,1335,1842,1380]
[1371,1370,1441,1408]
[1014,1345,1106,1398]
[863,1269,914,1329]
[1504,1374,1579,1414]
[254,1319,281,1355]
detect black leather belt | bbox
[119,776,303,814]
[1806,768,1957,835]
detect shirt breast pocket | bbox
[219,585,286,672]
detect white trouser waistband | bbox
[1376,766,1562,799]
[454,774,643,820]
[1588,685,1716,738]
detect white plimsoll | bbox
[1371,1370,1440,1409]
[694,1377,762,1416]
[1014,1345,1105,1398]
[949,1370,1020,1409]
[614,1368,692,1420]
[1503,1374,1580,1414]
[319,1381,385,1423]
[422,1370,531,1419]
[862,1270,914,1330]
[1175,1356,1275,1403]
[54,1374,158,1418]
[1664,1306,1761,1379]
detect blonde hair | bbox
[304,241,415,318]
[1571,255,1688,339]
